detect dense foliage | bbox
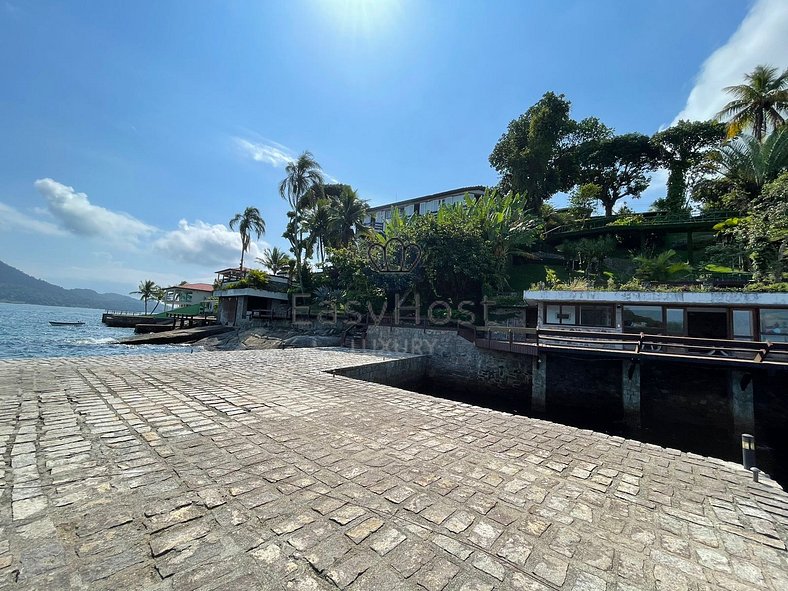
[321,191,540,316]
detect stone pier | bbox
[531,353,547,413]
[1,349,787,590]
[622,360,641,429]
[731,369,755,435]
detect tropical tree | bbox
[651,120,727,212]
[279,152,324,286]
[490,92,591,210]
[567,183,601,223]
[330,186,368,247]
[715,172,788,281]
[229,207,266,270]
[714,126,788,199]
[149,286,166,313]
[716,65,788,141]
[633,250,692,282]
[304,199,335,264]
[575,133,660,216]
[256,246,292,276]
[130,280,158,314]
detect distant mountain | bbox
[0,260,145,311]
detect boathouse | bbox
[213,268,290,326]
[523,290,788,342]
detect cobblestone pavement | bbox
[1,349,787,590]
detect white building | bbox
[365,186,486,231]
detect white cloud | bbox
[34,178,155,242]
[0,202,67,236]
[235,137,294,168]
[639,0,788,209]
[234,136,341,182]
[152,219,270,268]
[673,0,788,125]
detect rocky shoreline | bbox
[194,325,344,351]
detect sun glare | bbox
[319,0,399,34]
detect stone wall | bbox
[331,355,428,389]
[364,325,531,393]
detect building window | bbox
[760,309,788,342]
[732,309,753,340]
[545,304,576,325]
[623,305,664,332]
[666,308,684,335]
[545,304,614,327]
[578,305,614,327]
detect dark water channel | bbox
[408,377,787,490]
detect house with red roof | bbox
[162,282,214,311]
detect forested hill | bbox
[0,260,144,311]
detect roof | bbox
[523,290,788,307]
[165,283,214,292]
[367,186,487,212]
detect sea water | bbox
[0,302,194,359]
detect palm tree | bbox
[305,199,335,263]
[256,246,292,276]
[716,65,788,141]
[130,280,158,314]
[279,152,324,286]
[229,207,266,270]
[149,286,166,313]
[715,126,788,198]
[330,186,368,247]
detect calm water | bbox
[0,302,192,359]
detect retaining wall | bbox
[364,325,530,392]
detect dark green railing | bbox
[546,210,738,236]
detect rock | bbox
[282,335,342,348]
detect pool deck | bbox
[1,348,787,590]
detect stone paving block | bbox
[329,504,366,526]
[471,551,505,581]
[414,556,460,591]
[305,534,353,573]
[467,519,503,549]
[346,517,384,543]
[369,526,407,556]
[388,541,435,577]
[2,349,787,591]
[571,571,608,591]
[497,531,533,567]
[326,550,376,587]
[149,518,213,557]
[532,552,569,586]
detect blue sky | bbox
[1,0,786,294]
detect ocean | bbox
[0,302,193,359]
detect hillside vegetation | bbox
[0,260,144,311]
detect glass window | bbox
[579,305,613,327]
[733,309,753,340]
[666,308,684,335]
[623,306,663,332]
[760,309,788,342]
[545,304,576,325]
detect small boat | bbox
[49,321,86,326]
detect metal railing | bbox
[546,210,738,236]
[463,326,788,367]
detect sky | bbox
[1,0,786,295]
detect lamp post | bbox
[741,434,756,470]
